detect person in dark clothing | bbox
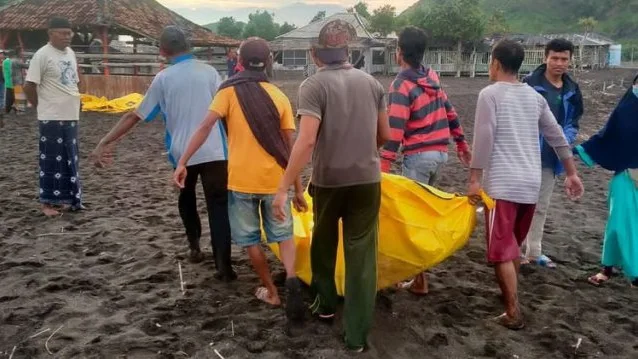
[521,38,584,268]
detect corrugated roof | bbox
[0,0,239,47]
[276,12,374,40]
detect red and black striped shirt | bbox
[381,67,468,169]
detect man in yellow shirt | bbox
[174,37,307,321]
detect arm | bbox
[179,110,221,167]
[564,85,584,144]
[97,111,142,147]
[377,109,390,148]
[468,90,497,194]
[442,91,470,153]
[284,129,304,194]
[278,115,320,193]
[24,81,38,107]
[380,81,410,172]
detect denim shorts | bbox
[228,191,293,248]
[402,151,448,186]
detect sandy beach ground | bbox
[1,68,637,359]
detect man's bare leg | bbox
[41,204,60,217]
[246,245,281,306]
[494,261,524,329]
[278,239,297,278]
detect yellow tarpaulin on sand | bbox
[270,173,494,296]
[81,93,144,114]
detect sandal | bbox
[534,255,556,268]
[255,287,281,306]
[587,272,610,287]
[493,312,525,330]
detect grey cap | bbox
[160,25,190,55]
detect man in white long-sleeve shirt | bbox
[468,39,584,329]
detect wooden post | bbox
[133,37,138,75]
[17,31,24,57]
[101,26,110,76]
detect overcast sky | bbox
[158,0,414,12]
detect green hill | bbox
[400,0,638,41]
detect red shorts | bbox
[485,200,536,263]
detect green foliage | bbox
[369,5,396,37]
[215,17,245,40]
[400,0,638,42]
[310,11,326,23]
[414,0,485,43]
[486,9,510,35]
[242,11,280,41]
[348,1,371,19]
[279,22,297,36]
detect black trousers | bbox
[178,160,232,273]
[5,88,15,113]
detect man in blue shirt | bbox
[91,26,236,281]
[522,38,584,268]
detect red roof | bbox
[0,0,239,47]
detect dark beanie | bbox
[48,17,72,30]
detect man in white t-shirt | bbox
[24,17,81,217]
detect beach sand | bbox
[1,68,637,359]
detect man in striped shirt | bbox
[381,26,472,295]
[469,39,584,329]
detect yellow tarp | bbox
[270,173,494,296]
[81,93,144,114]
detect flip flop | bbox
[535,255,557,268]
[493,313,525,330]
[587,272,610,287]
[397,279,429,296]
[255,287,281,306]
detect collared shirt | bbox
[136,54,227,167]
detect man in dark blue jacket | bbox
[522,38,584,268]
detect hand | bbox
[173,165,188,189]
[90,142,116,168]
[467,180,482,205]
[272,190,289,222]
[564,174,584,201]
[458,150,472,167]
[292,190,308,213]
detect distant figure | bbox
[24,17,82,217]
[0,50,5,127]
[353,53,365,70]
[469,39,583,329]
[226,48,238,78]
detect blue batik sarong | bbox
[39,120,82,209]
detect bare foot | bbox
[255,287,281,306]
[398,273,429,295]
[41,205,61,217]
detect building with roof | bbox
[270,12,390,75]
[0,0,239,52]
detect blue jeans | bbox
[228,191,293,248]
[402,151,448,186]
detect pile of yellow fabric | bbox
[81,93,144,114]
[270,173,493,295]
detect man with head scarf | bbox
[24,17,82,217]
[91,26,236,281]
[273,19,391,352]
[174,37,307,321]
[577,74,638,287]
